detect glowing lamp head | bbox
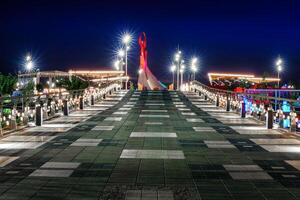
[26,61,34,71]
[138,69,143,74]
[26,55,31,61]
[170,65,176,72]
[122,34,132,45]
[276,58,283,66]
[191,57,198,65]
[114,60,120,70]
[277,65,283,72]
[118,49,125,57]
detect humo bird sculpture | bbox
[138,32,166,90]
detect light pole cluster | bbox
[25,53,34,72]
[275,56,283,88]
[171,49,199,91]
[113,33,132,90]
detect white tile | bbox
[285,160,300,170]
[1,136,56,142]
[187,118,204,123]
[0,156,19,167]
[206,144,236,148]
[104,117,122,121]
[30,169,73,177]
[70,138,102,146]
[193,127,216,132]
[0,142,45,149]
[130,132,177,138]
[119,107,132,111]
[250,139,300,145]
[181,112,196,116]
[173,102,184,105]
[92,126,114,131]
[140,115,169,118]
[142,110,168,113]
[113,111,128,115]
[41,162,80,169]
[261,145,300,153]
[178,108,191,111]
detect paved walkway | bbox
[0,90,300,200]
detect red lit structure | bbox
[138,32,165,90]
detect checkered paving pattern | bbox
[0,90,300,199]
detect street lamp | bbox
[174,50,182,91]
[170,65,176,89]
[122,33,132,90]
[180,64,185,90]
[25,53,34,72]
[190,57,198,81]
[275,57,283,88]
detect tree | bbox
[0,74,17,96]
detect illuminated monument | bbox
[138,32,165,90]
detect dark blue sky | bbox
[1,0,300,83]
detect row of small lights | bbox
[1,83,120,129]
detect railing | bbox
[0,82,121,134]
[189,81,300,132]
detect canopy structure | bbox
[138,32,166,90]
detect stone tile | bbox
[1,136,56,142]
[41,162,80,169]
[224,165,263,171]
[193,127,216,132]
[71,138,102,146]
[92,126,114,131]
[181,112,196,116]
[187,118,204,123]
[260,145,300,153]
[119,107,132,111]
[145,122,163,125]
[141,110,168,112]
[104,117,122,121]
[144,103,165,106]
[178,108,191,111]
[120,149,185,159]
[251,138,300,145]
[140,115,170,118]
[30,169,74,177]
[0,142,45,149]
[0,156,19,167]
[229,172,273,180]
[285,160,300,170]
[130,132,177,138]
[113,111,128,115]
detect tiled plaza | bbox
[0,90,300,199]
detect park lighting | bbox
[26,55,31,62]
[138,69,143,74]
[170,65,176,89]
[122,33,132,45]
[180,64,185,88]
[121,33,132,90]
[118,49,125,58]
[275,56,283,88]
[114,60,121,70]
[174,50,183,91]
[26,60,34,71]
[190,57,198,81]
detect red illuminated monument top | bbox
[138,32,165,90]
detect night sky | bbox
[1,0,300,83]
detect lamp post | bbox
[174,50,181,91]
[25,53,34,72]
[170,65,176,89]
[190,57,198,81]
[180,64,185,90]
[275,57,283,88]
[122,34,131,90]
